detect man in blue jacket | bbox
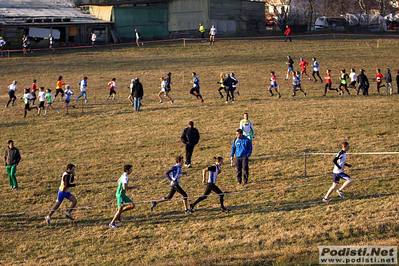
[231,129,252,185]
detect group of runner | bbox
[282,56,398,97]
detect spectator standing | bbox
[131,78,144,111]
[199,23,206,42]
[0,36,6,57]
[396,70,399,94]
[284,25,292,42]
[135,29,143,47]
[180,121,200,168]
[209,25,217,45]
[90,32,96,45]
[4,140,21,189]
[231,129,252,185]
[385,68,393,95]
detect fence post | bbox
[304,153,307,177]
[183,38,186,48]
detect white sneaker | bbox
[158,101,163,104]
[45,216,51,225]
[85,100,88,103]
[322,198,330,204]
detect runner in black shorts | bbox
[190,72,204,103]
[150,156,194,214]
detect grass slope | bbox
[0,36,398,265]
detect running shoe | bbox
[322,198,330,204]
[158,101,163,104]
[45,216,51,225]
[151,201,157,211]
[221,208,229,213]
[185,209,193,214]
[65,213,74,220]
[109,223,119,229]
[336,190,345,198]
[189,203,195,210]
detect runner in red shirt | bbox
[31,79,37,105]
[373,69,385,94]
[299,58,311,81]
[323,69,338,96]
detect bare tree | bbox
[267,0,292,30]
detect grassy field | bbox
[0,35,398,265]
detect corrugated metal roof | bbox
[0,0,111,25]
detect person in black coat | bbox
[131,78,143,111]
[385,68,393,95]
[222,74,234,103]
[356,69,369,95]
[180,121,200,168]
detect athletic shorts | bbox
[190,87,200,95]
[162,88,168,93]
[24,104,30,110]
[55,89,64,96]
[65,99,70,104]
[116,193,132,207]
[333,173,352,184]
[349,81,356,87]
[31,92,36,98]
[39,101,45,108]
[109,89,116,95]
[270,84,277,89]
[301,69,307,74]
[288,67,294,71]
[340,84,347,89]
[165,184,188,200]
[9,91,16,99]
[57,190,72,202]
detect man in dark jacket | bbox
[180,121,200,168]
[356,69,369,95]
[4,140,21,189]
[131,78,144,111]
[222,74,234,103]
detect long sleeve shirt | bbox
[231,136,252,158]
[165,164,182,186]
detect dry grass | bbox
[0,35,398,265]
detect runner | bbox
[348,68,358,93]
[37,87,46,116]
[231,72,240,100]
[23,88,38,118]
[312,57,323,83]
[323,69,338,96]
[31,79,37,105]
[373,69,385,94]
[322,142,353,204]
[189,72,204,103]
[338,69,350,95]
[217,73,226,99]
[107,78,117,100]
[5,80,17,108]
[268,71,281,98]
[76,76,88,103]
[54,76,65,101]
[64,85,75,115]
[285,55,295,80]
[299,57,311,81]
[189,156,228,213]
[293,71,307,97]
[150,156,194,214]
[45,164,80,225]
[43,89,60,117]
[158,76,173,104]
[109,164,138,228]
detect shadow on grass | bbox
[2,192,397,232]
